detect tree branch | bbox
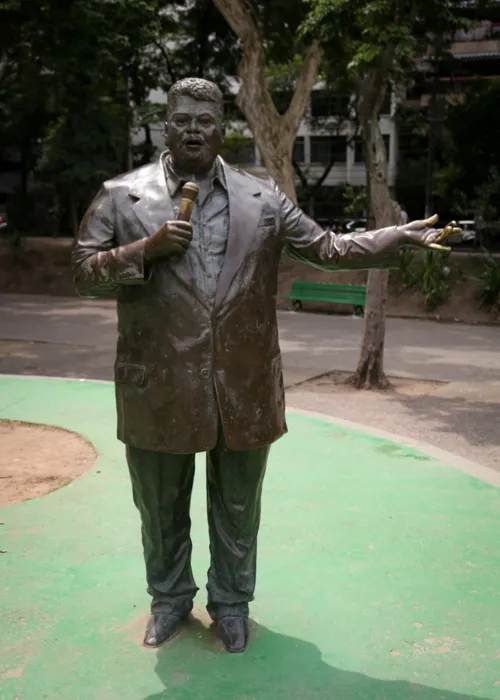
[212,0,261,44]
[213,0,321,201]
[292,160,308,191]
[359,47,394,118]
[154,40,177,84]
[214,0,278,124]
[283,41,322,134]
[313,159,336,192]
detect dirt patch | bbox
[0,420,96,506]
[291,370,445,398]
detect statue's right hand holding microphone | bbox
[144,182,199,262]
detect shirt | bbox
[162,152,229,306]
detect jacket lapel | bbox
[215,162,263,310]
[129,155,208,308]
[129,156,175,235]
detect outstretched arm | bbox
[275,182,455,270]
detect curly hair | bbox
[167,78,224,121]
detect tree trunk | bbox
[213,0,320,203]
[352,269,390,389]
[349,65,396,390]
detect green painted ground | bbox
[0,376,499,700]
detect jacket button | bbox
[200,368,210,378]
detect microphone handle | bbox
[178,182,199,222]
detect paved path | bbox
[1,377,499,700]
[1,293,500,384]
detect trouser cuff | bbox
[151,599,194,617]
[207,602,249,621]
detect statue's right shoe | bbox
[143,613,184,648]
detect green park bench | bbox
[283,281,367,316]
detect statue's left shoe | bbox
[217,616,248,654]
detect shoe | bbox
[143,613,183,648]
[217,616,248,654]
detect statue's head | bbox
[165,78,225,174]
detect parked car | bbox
[447,220,477,247]
[345,218,367,233]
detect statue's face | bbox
[165,95,224,174]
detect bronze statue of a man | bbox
[72,78,453,653]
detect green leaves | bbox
[301,0,469,82]
[0,0,173,222]
[477,254,500,310]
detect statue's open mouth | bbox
[184,138,204,148]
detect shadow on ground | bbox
[143,621,492,700]
[400,394,500,448]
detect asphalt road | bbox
[1,293,500,385]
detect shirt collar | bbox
[162,151,227,197]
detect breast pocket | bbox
[256,215,277,238]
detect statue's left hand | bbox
[399,214,461,251]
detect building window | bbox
[310,136,347,164]
[353,135,390,164]
[292,137,305,163]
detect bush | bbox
[476,254,500,311]
[396,249,452,311]
[419,251,452,311]
[398,248,417,289]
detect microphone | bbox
[177,182,199,222]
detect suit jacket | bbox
[72,155,398,453]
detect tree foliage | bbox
[436,81,500,227]
[1,0,170,232]
[302,0,471,79]
[0,0,239,234]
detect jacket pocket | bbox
[114,363,147,387]
[257,214,277,236]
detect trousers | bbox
[126,426,270,620]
